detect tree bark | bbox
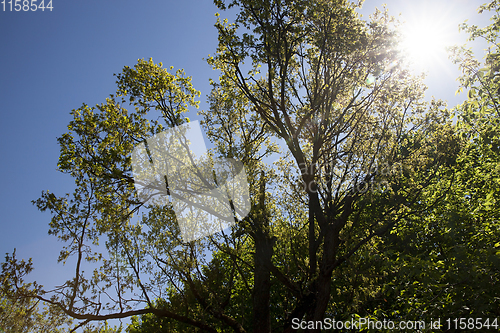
[253,172,273,333]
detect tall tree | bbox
[2,1,455,332]
[204,0,453,330]
[332,1,500,327]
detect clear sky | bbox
[0,0,225,287]
[0,0,491,322]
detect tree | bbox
[334,1,500,327]
[2,1,456,332]
[0,251,73,333]
[420,0,500,318]
[200,0,453,330]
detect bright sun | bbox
[399,16,452,73]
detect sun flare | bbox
[399,16,452,72]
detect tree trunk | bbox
[253,232,273,333]
[253,171,273,333]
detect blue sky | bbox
[0,0,491,320]
[0,0,224,286]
